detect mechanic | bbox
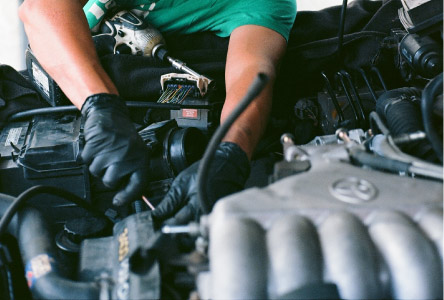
[18,0,296,224]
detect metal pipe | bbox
[266,215,323,297]
[359,68,378,102]
[336,72,360,122]
[371,67,387,91]
[415,208,443,260]
[209,217,267,299]
[319,211,384,299]
[341,70,366,121]
[367,210,443,299]
[321,71,345,123]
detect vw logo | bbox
[329,177,378,204]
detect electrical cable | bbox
[196,73,269,214]
[359,68,378,102]
[8,101,216,121]
[369,111,390,136]
[421,73,443,163]
[321,71,345,122]
[371,66,387,92]
[8,106,77,121]
[337,0,348,61]
[0,185,105,236]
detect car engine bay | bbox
[0,0,442,299]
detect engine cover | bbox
[199,144,443,299]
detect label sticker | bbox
[32,62,50,97]
[25,254,53,288]
[5,127,22,147]
[118,228,129,262]
[182,109,198,119]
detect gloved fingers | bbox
[164,198,200,226]
[87,154,112,178]
[80,143,96,166]
[151,184,188,222]
[112,169,147,206]
[80,129,110,159]
[102,162,137,188]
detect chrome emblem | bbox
[330,177,378,204]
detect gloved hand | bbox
[151,142,250,225]
[81,93,149,206]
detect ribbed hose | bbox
[421,73,443,162]
[18,208,100,300]
[376,87,437,162]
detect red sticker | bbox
[182,109,198,119]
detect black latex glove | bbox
[81,93,149,206]
[152,142,250,225]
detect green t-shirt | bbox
[83,0,297,41]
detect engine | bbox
[0,0,442,299]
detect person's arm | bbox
[19,0,117,108]
[152,25,287,224]
[222,24,287,159]
[19,0,149,206]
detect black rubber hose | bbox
[18,208,100,299]
[8,101,215,121]
[376,87,438,162]
[421,73,443,163]
[0,193,17,236]
[349,147,411,174]
[197,73,269,214]
[0,185,105,237]
[369,111,390,136]
[8,106,78,121]
[337,0,348,61]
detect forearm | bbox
[19,0,118,109]
[222,25,286,159]
[221,64,276,159]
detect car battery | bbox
[25,46,69,107]
[0,113,90,223]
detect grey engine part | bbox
[197,131,443,300]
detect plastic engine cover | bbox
[200,144,443,300]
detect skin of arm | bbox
[20,0,285,161]
[18,0,118,109]
[222,25,287,159]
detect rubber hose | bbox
[0,193,17,236]
[18,208,100,300]
[376,87,437,162]
[421,73,443,162]
[197,73,268,214]
[8,101,213,121]
[349,147,411,174]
